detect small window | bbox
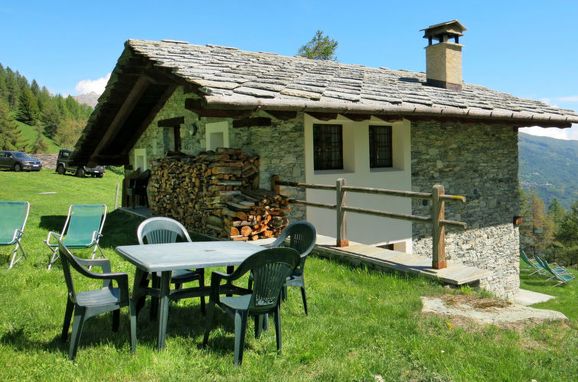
[205,121,230,151]
[313,124,343,170]
[134,148,147,171]
[369,125,392,168]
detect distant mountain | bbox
[519,132,578,208]
[73,92,100,107]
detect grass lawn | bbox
[1,169,577,381]
[16,121,61,153]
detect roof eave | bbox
[202,95,577,128]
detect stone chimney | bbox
[422,20,467,91]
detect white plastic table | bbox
[116,241,264,350]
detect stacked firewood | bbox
[147,148,289,240]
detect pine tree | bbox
[16,86,40,124]
[519,192,554,255]
[41,103,61,139]
[547,198,566,226]
[557,201,578,244]
[297,30,338,61]
[0,99,20,150]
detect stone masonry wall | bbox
[230,111,306,222]
[411,120,520,299]
[130,87,306,221]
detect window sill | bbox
[313,169,354,176]
[370,167,404,173]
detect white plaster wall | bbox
[304,115,412,247]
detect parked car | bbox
[0,151,42,171]
[56,149,105,178]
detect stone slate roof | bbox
[127,39,578,126]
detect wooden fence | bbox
[271,175,467,269]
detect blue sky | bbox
[1,0,577,138]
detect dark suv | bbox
[56,149,104,177]
[0,151,42,171]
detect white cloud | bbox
[521,124,578,140]
[75,73,111,95]
[557,95,578,103]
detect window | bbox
[369,125,392,168]
[134,148,147,171]
[313,124,343,170]
[205,121,230,150]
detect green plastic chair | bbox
[0,201,30,269]
[266,221,317,315]
[520,250,547,276]
[203,247,300,366]
[136,217,206,317]
[45,204,107,269]
[58,240,136,360]
[535,255,575,286]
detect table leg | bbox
[157,271,171,350]
[132,268,148,317]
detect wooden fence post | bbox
[431,184,447,269]
[271,175,280,194]
[336,178,349,247]
[114,182,120,210]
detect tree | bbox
[54,117,86,148]
[16,86,40,124]
[519,192,554,255]
[41,103,61,139]
[548,198,566,227]
[31,135,48,153]
[557,201,578,244]
[0,99,21,150]
[297,30,338,60]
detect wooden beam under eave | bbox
[340,113,373,122]
[185,98,250,118]
[121,85,178,159]
[90,154,128,166]
[264,110,298,121]
[233,117,272,128]
[306,112,338,121]
[90,76,151,163]
[158,116,185,127]
[372,115,404,124]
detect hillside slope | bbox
[519,132,578,208]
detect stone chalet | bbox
[72,21,578,298]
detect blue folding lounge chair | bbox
[520,250,547,276]
[0,201,30,269]
[535,255,575,286]
[45,204,107,269]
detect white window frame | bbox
[133,148,147,171]
[205,121,230,151]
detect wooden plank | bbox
[276,180,335,191]
[157,116,184,127]
[91,76,150,161]
[185,98,249,118]
[288,199,336,210]
[340,113,373,122]
[306,112,338,121]
[120,85,177,159]
[232,117,272,128]
[342,206,430,223]
[265,110,298,120]
[342,185,432,199]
